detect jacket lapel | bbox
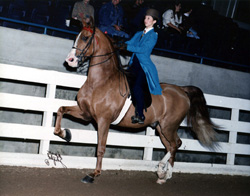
[139,29,154,42]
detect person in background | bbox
[72,0,94,22]
[161,1,184,50]
[125,9,162,124]
[98,0,129,39]
[66,0,94,28]
[181,8,200,39]
[125,0,148,36]
[179,6,200,54]
[162,1,183,34]
[66,0,94,75]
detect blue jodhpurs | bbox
[130,55,147,117]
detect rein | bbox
[73,26,129,97]
[72,27,96,60]
[72,26,117,67]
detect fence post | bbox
[143,127,155,161]
[39,84,56,155]
[44,27,47,35]
[226,108,239,165]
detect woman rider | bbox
[125,9,162,124]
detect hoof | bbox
[156,178,166,184]
[157,172,166,179]
[64,129,71,142]
[81,175,94,184]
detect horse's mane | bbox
[82,17,129,74]
[102,33,131,76]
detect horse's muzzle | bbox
[65,49,79,67]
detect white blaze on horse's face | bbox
[65,48,78,67]
[65,32,82,67]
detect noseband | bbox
[72,27,116,67]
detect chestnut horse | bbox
[54,20,217,184]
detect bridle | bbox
[72,26,129,98]
[72,26,116,67]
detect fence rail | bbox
[0,63,250,176]
[0,16,78,36]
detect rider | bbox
[125,8,162,124]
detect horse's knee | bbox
[57,106,66,115]
[55,107,64,122]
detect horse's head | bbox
[65,17,97,67]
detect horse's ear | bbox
[81,16,94,28]
[81,17,87,27]
[86,16,94,28]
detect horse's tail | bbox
[182,86,218,149]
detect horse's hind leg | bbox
[54,105,83,142]
[156,124,182,184]
[156,125,170,178]
[166,131,182,179]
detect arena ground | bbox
[0,166,249,196]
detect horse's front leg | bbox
[54,105,83,142]
[81,119,110,183]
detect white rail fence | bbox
[0,63,250,176]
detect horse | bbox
[54,19,217,184]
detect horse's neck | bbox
[88,50,119,84]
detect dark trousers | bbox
[130,55,147,117]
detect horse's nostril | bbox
[69,58,74,62]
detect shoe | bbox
[137,115,145,124]
[131,115,145,124]
[131,112,139,123]
[131,115,139,124]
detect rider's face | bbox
[112,0,120,6]
[175,3,182,12]
[144,15,156,28]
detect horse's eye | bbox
[82,36,88,42]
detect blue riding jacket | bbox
[126,29,162,95]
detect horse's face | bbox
[65,19,95,67]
